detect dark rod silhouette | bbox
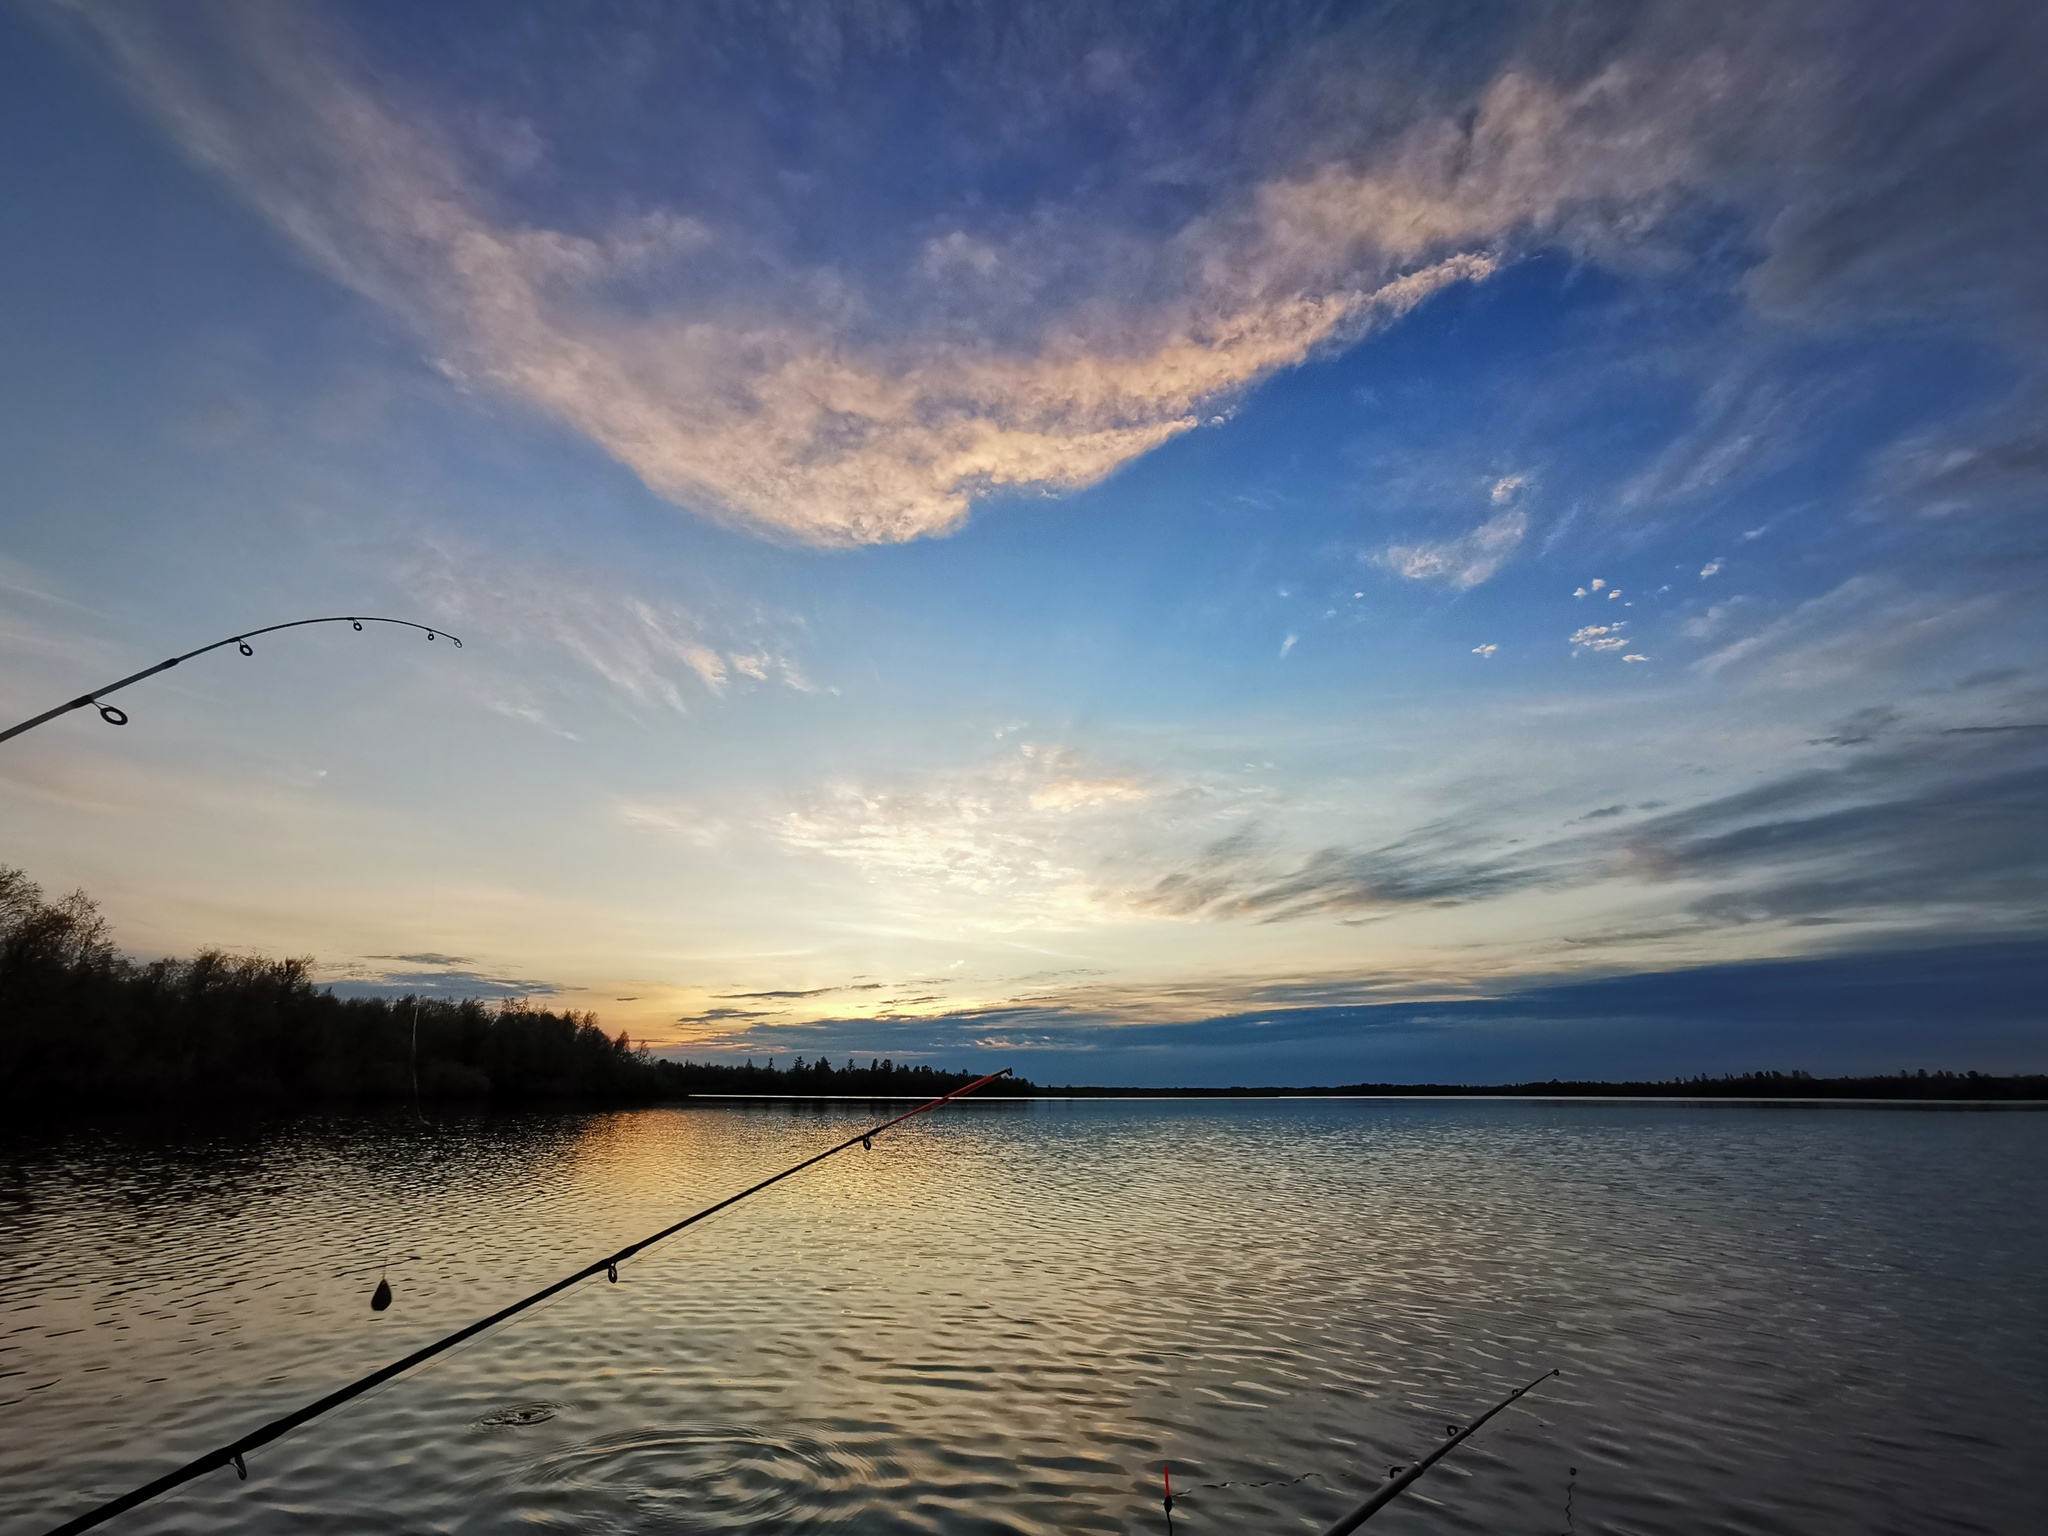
[38,1069,1010,1536]
[0,616,462,745]
[1313,1369,1559,1535]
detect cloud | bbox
[1569,623,1628,652]
[680,939,2048,1084]
[1381,509,1527,589]
[1870,389,2048,519]
[673,1005,777,1030]
[1678,597,1752,643]
[717,989,831,1003]
[1112,704,2048,939]
[326,963,559,1000]
[1126,812,1556,926]
[1732,4,2048,332]
[768,744,1201,929]
[1810,706,1900,748]
[85,1,2044,549]
[1623,741,2048,930]
[1028,775,1147,812]
[405,542,809,715]
[64,1,1529,545]
[63,0,2048,549]
[1472,643,1498,658]
[1700,560,1723,578]
[1619,362,1837,510]
[1688,575,2011,686]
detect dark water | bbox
[2,1099,2043,1536]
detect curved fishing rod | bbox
[40,1069,1011,1536]
[1311,1368,1559,1535]
[0,616,462,745]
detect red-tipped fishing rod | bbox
[0,615,462,745]
[1312,1369,1558,1534]
[38,1069,1011,1536]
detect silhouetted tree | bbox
[0,867,662,1108]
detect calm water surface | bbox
[2,1099,2043,1535]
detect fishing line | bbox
[37,1069,1010,1536]
[379,669,457,1307]
[1166,1468,1330,1498]
[331,1257,423,1280]
[405,689,456,1135]
[0,616,462,745]
[408,1000,427,1127]
[1163,1462,1327,1530]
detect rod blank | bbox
[0,616,461,745]
[1314,1369,1559,1535]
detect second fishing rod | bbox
[40,1070,1012,1536]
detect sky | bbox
[2,0,2044,1085]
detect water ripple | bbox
[1,1100,2044,1535]
[515,1423,880,1532]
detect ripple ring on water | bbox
[520,1424,876,1528]
[473,1401,560,1429]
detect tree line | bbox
[0,867,1033,1109]
[4,867,2037,1108]
[0,867,658,1107]
[655,1055,1034,1097]
[1043,1070,2048,1101]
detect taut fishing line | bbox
[374,643,460,1304]
[37,1069,1010,1536]
[397,717,448,1146]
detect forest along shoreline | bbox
[5,867,2042,1112]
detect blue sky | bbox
[2,0,2044,1083]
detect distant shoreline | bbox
[685,1090,2048,1105]
[8,873,2043,1112]
[652,1064,2048,1102]
[672,1077,2048,1106]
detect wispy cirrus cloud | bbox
[63,2,1534,546]
[68,0,1955,550]
[41,0,2048,560]
[405,541,809,718]
[1098,705,2048,939]
[1622,744,2048,931]
[1381,509,1528,589]
[1687,575,2009,686]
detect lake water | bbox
[2,1099,2043,1536]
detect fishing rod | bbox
[39,1069,1011,1536]
[1310,1368,1559,1534]
[0,615,462,745]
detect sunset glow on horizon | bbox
[3,0,2044,1083]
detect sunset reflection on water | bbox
[4,1099,2043,1535]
